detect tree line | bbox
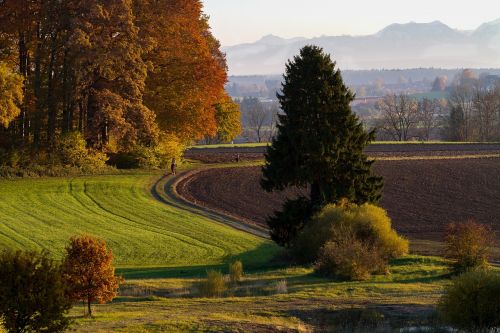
[0,0,241,167]
[375,70,500,142]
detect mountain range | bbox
[223,20,500,75]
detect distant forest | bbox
[227,68,500,99]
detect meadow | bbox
[0,155,498,331]
[0,171,277,277]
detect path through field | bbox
[0,172,277,271]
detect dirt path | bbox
[151,169,269,239]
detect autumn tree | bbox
[0,63,24,128]
[206,94,241,143]
[135,0,227,143]
[0,0,229,167]
[0,250,72,333]
[432,76,447,92]
[261,46,383,246]
[62,235,122,317]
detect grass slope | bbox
[0,172,278,275]
[69,256,468,332]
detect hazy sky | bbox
[203,0,500,46]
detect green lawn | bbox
[0,172,278,273]
[67,255,473,332]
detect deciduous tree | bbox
[376,94,419,141]
[209,94,241,143]
[62,235,122,317]
[135,0,227,143]
[0,63,24,128]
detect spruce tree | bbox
[261,45,383,246]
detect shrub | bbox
[108,134,184,169]
[229,261,243,284]
[292,203,408,264]
[445,220,494,274]
[0,250,72,333]
[58,132,107,170]
[438,270,500,332]
[316,233,387,281]
[274,280,288,294]
[199,270,226,298]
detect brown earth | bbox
[185,143,500,163]
[177,158,500,243]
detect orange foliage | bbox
[136,0,227,142]
[62,235,122,317]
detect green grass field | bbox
[0,172,278,276]
[68,255,493,332]
[1,168,498,332]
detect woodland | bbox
[0,0,241,169]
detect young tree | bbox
[261,46,383,245]
[241,97,268,142]
[210,94,241,143]
[0,63,24,128]
[62,235,122,317]
[0,250,72,333]
[473,85,500,142]
[447,78,477,141]
[417,98,442,141]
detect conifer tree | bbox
[261,46,383,246]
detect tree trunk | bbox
[87,295,92,317]
[61,50,72,133]
[310,181,322,209]
[46,35,57,147]
[18,32,28,142]
[33,26,43,147]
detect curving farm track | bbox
[177,156,500,245]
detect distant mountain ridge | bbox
[223,20,500,75]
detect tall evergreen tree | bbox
[261,45,383,246]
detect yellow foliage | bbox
[293,203,409,263]
[213,95,242,143]
[0,62,23,128]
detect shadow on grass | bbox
[285,304,438,333]
[118,243,285,279]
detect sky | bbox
[203,0,500,46]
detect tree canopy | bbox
[0,63,23,128]
[0,0,230,162]
[62,235,122,317]
[0,250,72,333]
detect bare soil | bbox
[177,158,500,243]
[185,143,500,163]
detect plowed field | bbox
[177,158,500,243]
